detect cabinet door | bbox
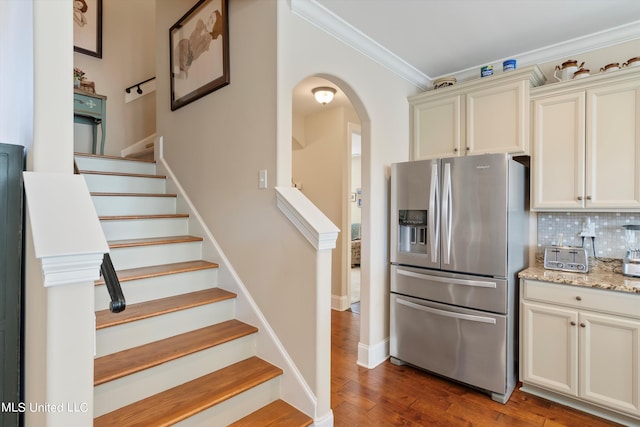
[586,81,640,209]
[531,92,586,210]
[411,95,463,160]
[580,312,640,417]
[521,302,578,396]
[467,80,529,155]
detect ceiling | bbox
[293,0,640,116]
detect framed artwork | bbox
[73,0,103,58]
[169,0,230,111]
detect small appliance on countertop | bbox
[622,224,640,277]
[543,245,588,273]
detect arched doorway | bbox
[291,76,363,313]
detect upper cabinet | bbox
[531,67,640,211]
[409,66,545,160]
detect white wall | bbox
[0,1,33,154]
[156,0,328,391]
[74,0,156,156]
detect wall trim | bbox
[40,253,104,288]
[357,338,389,369]
[450,20,640,83]
[291,0,640,89]
[120,133,157,158]
[275,186,339,251]
[290,0,430,90]
[331,294,350,311]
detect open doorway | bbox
[291,76,362,313]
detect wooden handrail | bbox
[101,253,126,313]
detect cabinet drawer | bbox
[523,279,640,319]
[74,94,103,115]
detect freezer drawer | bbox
[391,264,508,313]
[390,293,508,395]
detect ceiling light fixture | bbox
[312,86,336,105]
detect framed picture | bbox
[73,0,103,58]
[170,0,229,111]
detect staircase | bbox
[75,152,312,426]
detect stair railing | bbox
[74,160,126,313]
[101,253,126,313]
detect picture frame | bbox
[169,0,229,111]
[73,0,103,58]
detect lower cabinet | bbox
[521,280,640,420]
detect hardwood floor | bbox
[331,309,622,427]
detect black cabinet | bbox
[0,143,25,427]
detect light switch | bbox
[259,169,267,189]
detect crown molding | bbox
[446,20,640,84]
[291,0,640,90]
[291,0,431,90]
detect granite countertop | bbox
[519,256,640,294]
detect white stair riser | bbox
[94,336,257,417]
[94,270,218,311]
[175,379,280,427]
[96,299,236,357]
[100,217,189,241]
[92,195,176,216]
[109,241,203,270]
[75,156,156,175]
[83,174,166,194]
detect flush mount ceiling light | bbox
[312,86,336,105]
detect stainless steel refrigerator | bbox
[390,153,528,404]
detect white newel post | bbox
[275,187,338,426]
[23,172,108,427]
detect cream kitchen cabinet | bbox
[409,66,545,160]
[521,279,640,422]
[531,68,640,210]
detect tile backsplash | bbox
[537,212,640,259]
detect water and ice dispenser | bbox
[398,210,428,255]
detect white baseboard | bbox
[120,133,157,157]
[331,294,350,311]
[357,338,389,369]
[313,410,334,427]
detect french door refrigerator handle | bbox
[429,162,439,263]
[396,268,497,288]
[397,297,497,324]
[442,162,452,264]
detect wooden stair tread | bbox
[228,399,313,427]
[108,235,203,249]
[95,260,219,285]
[90,192,177,197]
[99,213,190,221]
[74,152,155,164]
[94,319,258,385]
[79,170,166,179]
[93,357,283,426]
[96,287,235,329]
